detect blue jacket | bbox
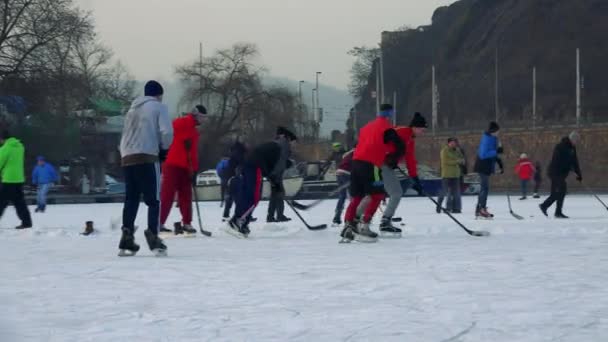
[474,132,500,175]
[216,158,230,180]
[32,163,58,185]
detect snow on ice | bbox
[2,195,608,341]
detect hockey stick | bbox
[582,183,608,211]
[285,200,327,230]
[507,192,524,220]
[397,168,489,237]
[187,151,212,237]
[290,181,351,211]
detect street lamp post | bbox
[315,72,322,121]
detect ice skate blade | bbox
[152,249,168,257]
[118,249,137,257]
[222,225,248,239]
[380,232,402,239]
[353,234,378,243]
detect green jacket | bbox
[0,137,25,183]
[440,145,464,178]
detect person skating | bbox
[332,147,354,226]
[340,104,404,243]
[159,105,207,236]
[216,154,230,207]
[31,156,58,213]
[227,127,297,238]
[514,153,535,200]
[473,121,504,219]
[377,112,427,236]
[222,139,248,221]
[533,161,542,198]
[539,131,582,219]
[0,131,32,229]
[437,138,465,214]
[118,80,173,256]
[266,127,295,223]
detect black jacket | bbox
[248,138,290,183]
[548,137,581,180]
[226,141,247,179]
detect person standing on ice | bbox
[0,130,32,229]
[159,105,207,235]
[227,127,296,238]
[473,121,504,219]
[514,153,535,200]
[340,104,404,243]
[533,161,542,198]
[118,80,173,256]
[31,156,58,213]
[437,137,465,214]
[539,131,582,219]
[332,146,355,226]
[378,112,427,237]
[222,139,248,221]
[266,127,296,223]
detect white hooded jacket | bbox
[120,96,173,159]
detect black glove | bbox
[497,147,504,154]
[411,176,423,195]
[159,149,168,162]
[385,154,399,169]
[576,174,583,182]
[184,139,192,151]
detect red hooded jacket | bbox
[353,117,394,167]
[395,127,418,178]
[165,114,199,172]
[515,158,535,180]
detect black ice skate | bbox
[144,229,167,257]
[224,217,250,239]
[339,221,356,243]
[379,217,402,239]
[118,227,140,257]
[353,221,378,243]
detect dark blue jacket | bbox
[474,132,499,175]
[32,163,58,185]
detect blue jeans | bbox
[37,183,52,210]
[334,174,349,218]
[476,173,490,210]
[521,179,529,197]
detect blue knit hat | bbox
[378,104,394,118]
[144,80,164,97]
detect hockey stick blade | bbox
[507,193,524,220]
[285,200,327,230]
[510,210,525,220]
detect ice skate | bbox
[118,227,140,257]
[144,229,167,257]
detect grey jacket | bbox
[120,96,173,160]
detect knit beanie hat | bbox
[409,112,428,128]
[144,80,164,97]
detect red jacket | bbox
[515,158,535,180]
[353,117,394,167]
[395,127,417,178]
[165,115,199,172]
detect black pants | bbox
[267,182,285,219]
[122,163,160,234]
[350,160,384,197]
[541,177,567,214]
[223,176,238,218]
[0,183,32,226]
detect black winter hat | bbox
[277,126,297,141]
[409,112,428,128]
[380,104,393,111]
[193,105,207,115]
[144,80,164,97]
[488,121,500,133]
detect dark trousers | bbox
[534,179,542,194]
[521,179,529,197]
[437,178,462,212]
[476,173,490,210]
[0,183,32,226]
[233,163,262,225]
[223,177,238,218]
[267,182,285,219]
[334,174,349,218]
[122,163,160,234]
[541,177,567,214]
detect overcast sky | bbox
[77,0,455,90]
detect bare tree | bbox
[348,46,380,99]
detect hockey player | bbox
[0,130,32,229]
[539,131,582,219]
[118,80,173,256]
[377,112,427,237]
[514,153,535,200]
[266,128,295,223]
[159,105,207,235]
[437,137,465,213]
[227,127,297,238]
[340,104,404,243]
[473,121,504,219]
[222,139,248,221]
[332,147,354,226]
